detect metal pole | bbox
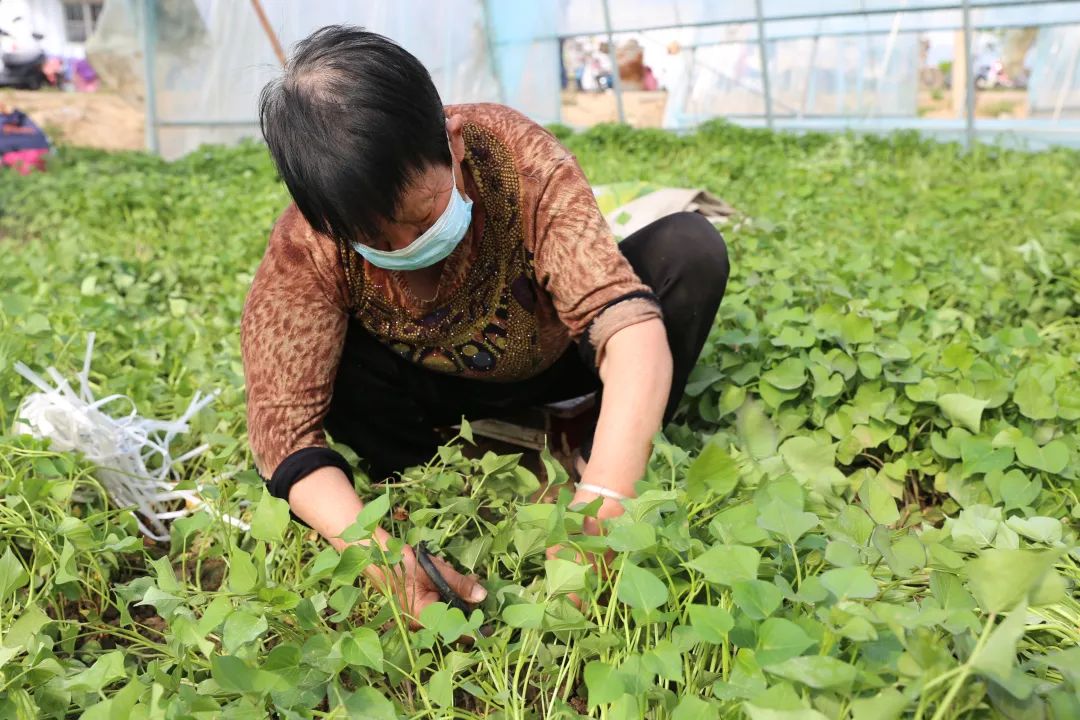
[753,0,774,130]
[801,27,821,118]
[142,0,159,154]
[155,120,262,128]
[868,11,903,119]
[250,0,286,67]
[857,36,866,114]
[600,0,626,124]
[1052,40,1080,121]
[679,17,1067,49]
[510,1,1076,46]
[670,46,696,128]
[962,0,976,149]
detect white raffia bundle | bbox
[11,333,248,540]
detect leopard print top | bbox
[241,103,660,479]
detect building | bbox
[0,0,103,59]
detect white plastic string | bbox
[12,333,249,540]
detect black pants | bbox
[324,212,730,481]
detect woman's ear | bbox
[446,114,466,165]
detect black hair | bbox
[259,25,450,243]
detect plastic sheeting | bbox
[659,9,926,126]
[87,0,1080,156]
[485,2,561,122]
[89,0,501,158]
[1028,25,1080,119]
[661,1,1080,144]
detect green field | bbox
[0,123,1077,719]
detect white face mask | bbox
[350,137,473,271]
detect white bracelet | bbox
[575,482,628,501]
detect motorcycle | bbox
[0,21,48,90]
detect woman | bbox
[242,26,729,623]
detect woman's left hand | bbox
[545,487,626,607]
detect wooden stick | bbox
[250,0,286,68]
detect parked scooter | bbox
[0,20,48,90]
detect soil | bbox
[563,87,1034,126]
[1,88,144,151]
[561,89,668,128]
[3,86,667,152]
[0,85,1035,155]
[917,88,1029,120]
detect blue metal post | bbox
[142,0,159,154]
[962,0,976,148]
[601,0,626,124]
[754,0,774,129]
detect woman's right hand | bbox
[287,468,486,628]
[366,545,487,630]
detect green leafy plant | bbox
[0,124,1077,718]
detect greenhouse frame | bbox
[86,0,1080,157]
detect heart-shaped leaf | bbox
[1014,438,1068,475]
[617,560,668,610]
[686,544,760,586]
[938,393,989,433]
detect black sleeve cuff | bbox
[267,446,354,527]
[576,290,661,371]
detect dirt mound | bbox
[0,89,144,151]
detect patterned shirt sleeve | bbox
[531,153,662,367]
[240,205,351,499]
